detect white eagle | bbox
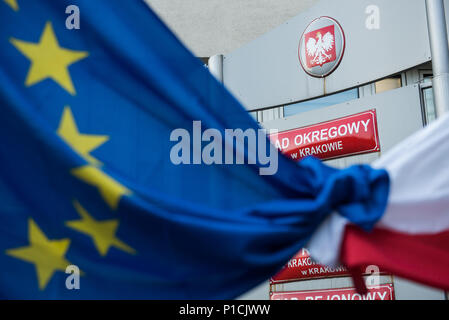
[306,31,334,66]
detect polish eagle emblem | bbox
[306,31,335,66]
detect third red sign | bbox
[271,284,395,300]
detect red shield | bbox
[304,25,337,68]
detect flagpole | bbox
[208,54,224,83]
[426,0,449,116]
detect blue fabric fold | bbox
[0,0,389,299]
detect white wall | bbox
[144,0,319,57]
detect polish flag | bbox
[307,113,449,292]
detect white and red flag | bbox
[307,113,449,292]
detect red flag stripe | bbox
[341,225,449,292]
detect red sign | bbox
[270,110,380,162]
[271,284,395,301]
[271,249,350,283]
[305,24,337,68]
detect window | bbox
[199,57,209,67]
[375,75,402,94]
[420,72,437,124]
[283,88,359,118]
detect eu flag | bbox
[0,0,389,299]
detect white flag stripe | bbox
[375,114,449,234]
[308,114,449,266]
[306,213,348,267]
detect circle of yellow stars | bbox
[3,0,136,291]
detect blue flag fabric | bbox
[0,0,389,299]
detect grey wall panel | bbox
[326,153,381,170]
[392,277,446,300]
[276,275,393,292]
[237,281,270,300]
[223,0,441,111]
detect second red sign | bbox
[270,110,380,161]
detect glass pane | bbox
[284,88,358,118]
[422,75,432,83]
[423,87,437,124]
[375,77,401,94]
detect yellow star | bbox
[4,0,19,11]
[55,107,131,209]
[10,21,88,95]
[67,200,135,256]
[6,219,72,290]
[71,165,131,210]
[57,106,109,166]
